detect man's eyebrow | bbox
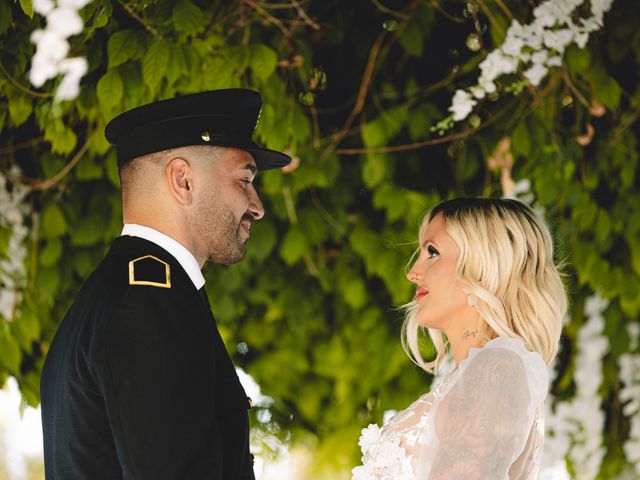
[244,163,257,175]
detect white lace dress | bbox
[352,336,548,480]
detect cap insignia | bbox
[201,131,212,142]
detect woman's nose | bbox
[407,269,420,283]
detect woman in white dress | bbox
[352,198,567,480]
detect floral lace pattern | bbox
[352,370,458,480]
[352,337,549,480]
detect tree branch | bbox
[0,136,46,156]
[318,30,387,163]
[119,1,159,36]
[0,62,53,98]
[291,0,320,29]
[335,125,485,155]
[28,131,96,191]
[241,0,293,38]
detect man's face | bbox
[190,147,264,265]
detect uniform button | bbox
[247,396,253,409]
[250,453,255,465]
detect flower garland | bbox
[542,293,609,480]
[0,168,29,323]
[449,0,615,122]
[30,0,92,101]
[619,322,640,475]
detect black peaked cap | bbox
[104,89,291,170]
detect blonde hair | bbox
[401,198,567,373]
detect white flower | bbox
[585,293,609,317]
[48,7,84,37]
[56,57,88,100]
[29,0,90,100]
[58,0,92,8]
[34,0,55,15]
[480,50,518,81]
[448,0,615,123]
[544,28,574,51]
[449,90,477,121]
[470,86,486,99]
[524,63,548,86]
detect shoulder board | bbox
[128,255,171,289]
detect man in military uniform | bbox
[40,89,290,479]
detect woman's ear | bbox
[165,157,193,206]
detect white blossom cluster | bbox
[450,0,615,121]
[0,168,29,322]
[543,293,609,480]
[30,0,92,101]
[619,323,640,475]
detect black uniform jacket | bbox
[41,235,255,480]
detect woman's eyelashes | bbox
[427,245,439,258]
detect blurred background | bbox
[1,0,640,478]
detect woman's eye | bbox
[427,245,439,258]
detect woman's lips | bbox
[415,288,428,301]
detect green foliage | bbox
[1,1,639,478]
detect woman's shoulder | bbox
[458,336,549,404]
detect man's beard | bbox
[208,208,247,265]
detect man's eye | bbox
[241,179,252,186]
[427,245,439,257]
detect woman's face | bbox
[407,213,473,329]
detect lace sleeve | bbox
[425,347,536,480]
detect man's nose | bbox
[248,187,265,220]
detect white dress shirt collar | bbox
[121,224,205,290]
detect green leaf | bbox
[108,30,144,68]
[373,184,407,222]
[592,65,621,111]
[40,238,62,267]
[173,0,206,34]
[41,204,68,238]
[339,273,366,309]
[18,0,34,18]
[76,156,104,181]
[512,121,531,157]
[8,94,32,126]
[565,44,591,75]
[97,69,124,110]
[70,213,106,247]
[166,44,188,85]
[399,22,423,57]
[279,226,307,265]
[44,119,77,155]
[362,154,390,189]
[0,334,21,373]
[250,45,278,82]
[142,39,170,91]
[13,310,41,350]
[201,56,237,90]
[247,220,276,261]
[362,119,387,148]
[0,0,11,35]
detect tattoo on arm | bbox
[428,349,531,480]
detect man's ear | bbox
[165,157,193,206]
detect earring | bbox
[462,286,478,306]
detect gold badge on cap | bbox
[201,131,211,142]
